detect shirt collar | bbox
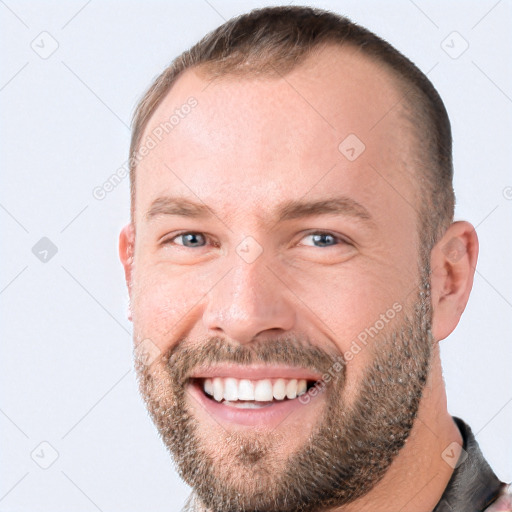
[433,416,505,512]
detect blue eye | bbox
[167,232,207,248]
[301,232,343,248]
[161,231,347,250]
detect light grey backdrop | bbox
[1,1,511,511]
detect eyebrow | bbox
[145,195,373,224]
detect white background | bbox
[1,1,511,511]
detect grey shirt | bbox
[433,417,510,512]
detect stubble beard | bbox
[134,271,433,512]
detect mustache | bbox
[165,334,346,386]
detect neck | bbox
[330,345,461,512]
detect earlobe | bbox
[119,223,135,291]
[430,221,479,342]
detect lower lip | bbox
[187,381,321,428]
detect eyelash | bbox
[161,231,349,249]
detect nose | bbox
[202,250,296,344]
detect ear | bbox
[119,223,135,319]
[430,221,479,342]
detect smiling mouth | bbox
[190,377,318,409]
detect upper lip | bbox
[188,363,323,382]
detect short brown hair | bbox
[129,5,454,255]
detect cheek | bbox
[292,262,405,349]
[293,261,409,399]
[130,263,205,351]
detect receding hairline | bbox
[137,40,405,141]
[131,40,425,217]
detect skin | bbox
[119,44,479,511]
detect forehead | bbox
[134,44,417,228]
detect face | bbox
[124,45,434,511]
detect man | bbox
[118,6,510,512]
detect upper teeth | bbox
[203,377,308,402]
